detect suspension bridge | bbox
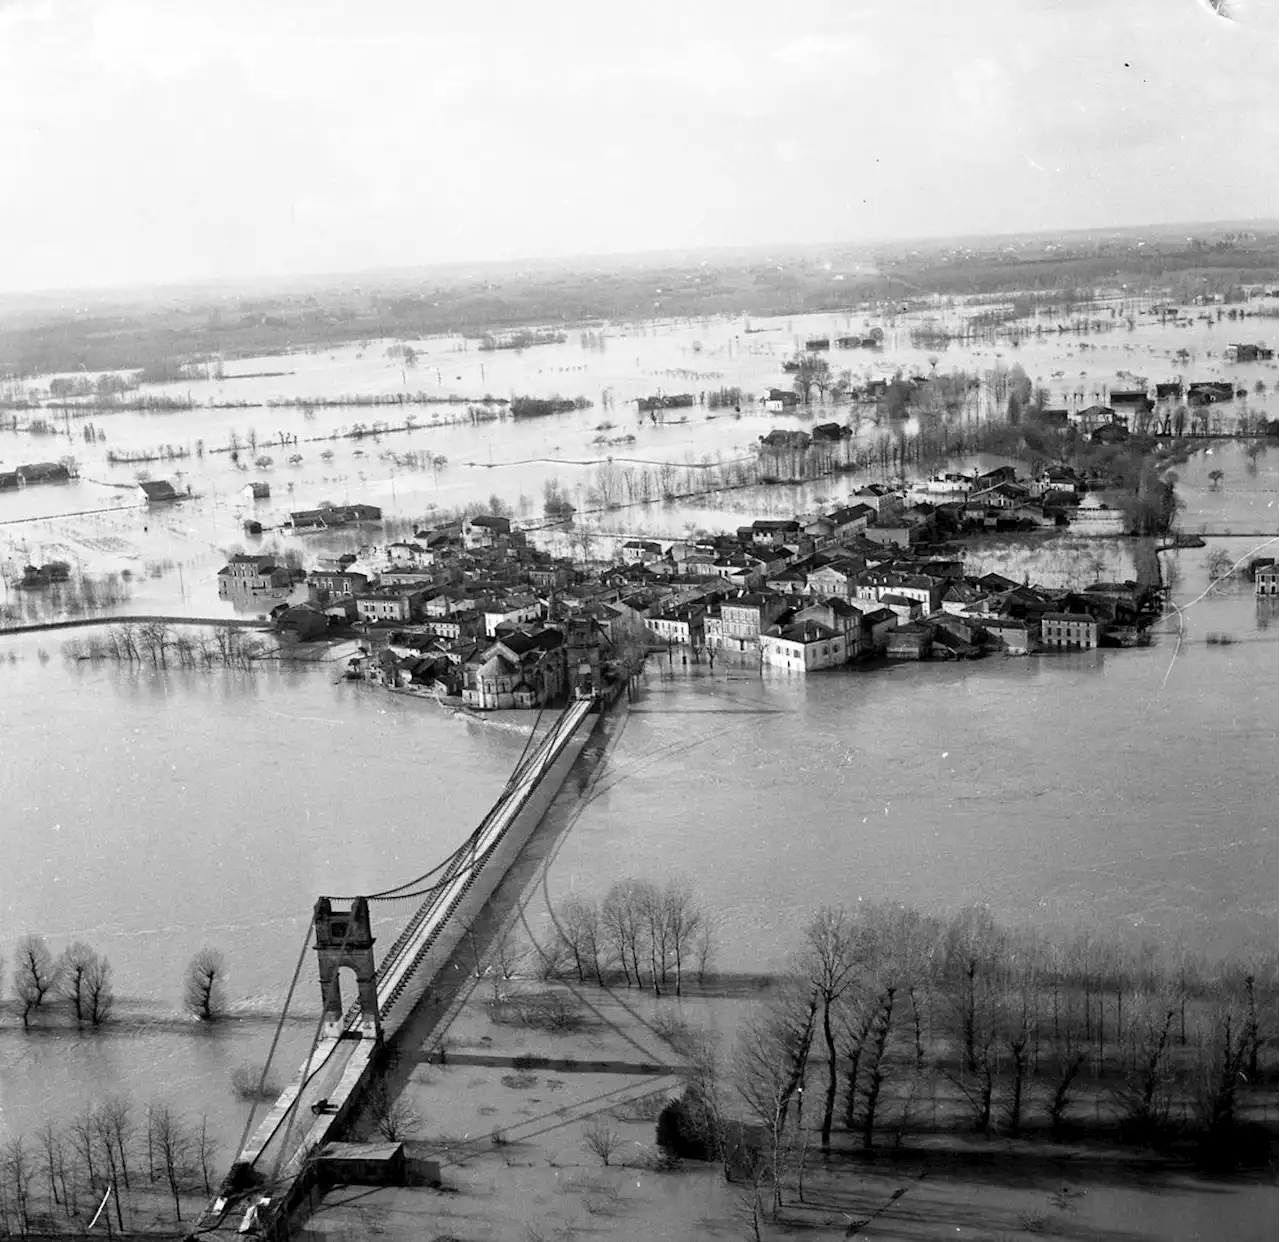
[190,689,603,1240]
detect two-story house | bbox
[760,621,851,673]
[855,569,942,613]
[793,598,863,654]
[1040,612,1100,649]
[805,557,864,600]
[307,570,372,601]
[712,592,790,653]
[218,554,292,600]
[354,584,432,624]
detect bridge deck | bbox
[196,695,597,1236]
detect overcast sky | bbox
[0,0,1275,292]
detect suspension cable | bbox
[507,702,546,787]
[234,918,315,1162]
[327,703,559,904]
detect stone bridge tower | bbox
[313,896,382,1042]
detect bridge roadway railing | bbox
[372,695,593,1020]
[360,710,561,1002]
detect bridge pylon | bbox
[314,896,382,1042]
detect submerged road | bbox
[0,614,273,634]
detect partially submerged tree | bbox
[789,353,832,404]
[183,947,227,1022]
[12,935,60,1028]
[58,942,114,1026]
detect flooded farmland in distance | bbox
[2,298,1276,622]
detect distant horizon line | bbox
[3,215,1277,306]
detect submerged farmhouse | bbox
[138,479,181,504]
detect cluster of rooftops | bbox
[217,471,1162,686]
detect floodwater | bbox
[0,522,1274,1160]
[0,657,532,1156]
[0,304,1276,1165]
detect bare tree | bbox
[194,1115,219,1196]
[99,1096,135,1190]
[183,947,227,1021]
[943,906,1004,1076]
[37,1122,66,1215]
[92,1103,127,1232]
[58,942,114,1027]
[860,984,897,1149]
[149,1103,189,1220]
[695,916,716,985]
[800,907,860,1150]
[637,882,668,996]
[490,928,528,981]
[1046,1050,1086,1135]
[1001,973,1034,1137]
[734,983,818,1217]
[12,935,60,1028]
[1,1138,34,1238]
[663,880,704,998]
[582,1119,622,1167]
[366,1082,423,1142]
[58,941,95,1023]
[839,991,880,1133]
[68,1106,100,1196]
[556,896,604,984]
[1193,998,1254,1151]
[1116,994,1178,1137]
[601,881,647,989]
[85,952,115,1026]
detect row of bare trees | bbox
[0,1096,217,1236]
[554,879,713,997]
[7,937,113,1030]
[4,938,227,1029]
[666,904,1276,1227]
[62,624,266,669]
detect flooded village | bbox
[1,223,1278,1242]
[267,460,1171,710]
